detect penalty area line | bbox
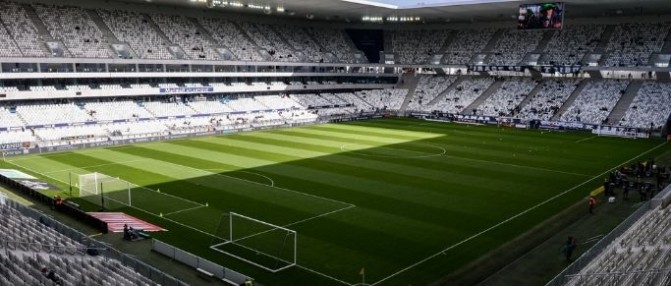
[162,205,208,217]
[202,168,275,187]
[163,161,353,208]
[8,155,358,285]
[370,141,668,286]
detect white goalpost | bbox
[210,212,297,272]
[77,172,205,214]
[78,172,132,209]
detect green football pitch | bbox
[2,118,668,285]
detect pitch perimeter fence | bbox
[152,239,254,285]
[545,200,652,286]
[3,198,188,286]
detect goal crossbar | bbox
[210,212,297,273]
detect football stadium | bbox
[0,0,671,285]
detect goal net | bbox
[210,212,297,272]
[78,172,205,214]
[79,172,132,210]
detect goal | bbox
[210,212,297,272]
[78,172,132,210]
[78,172,206,215]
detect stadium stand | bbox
[604,22,671,67]
[487,29,544,65]
[2,1,671,285]
[0,107,25,129]
[390,29,450,64]
[477,77,537,116]
[619,82,671,129]
[16,103,94,126]
[0,22,22,57]
[355,89,408,110]
[442,28,498,65]
[97,9,174,60]
[0,202,161,286]
[565,205,671,286]
[432,77,496,114]
[560,79,630,124]
[198,17,265,61]
[539,24,606,65]
[305,27,361,63]
[237,21,300,62]
[407,75,458,111]
[150,13,220,60]
[0,0,50,57]
[33,4,113,58]
[517,79,581,120]
[273,24,333,63]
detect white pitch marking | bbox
[442,154,593,178]
[340,143,446,158]
[370,141,668,286]
[575,136,598,143]
[43,159,148,174]
[202,168,275,187]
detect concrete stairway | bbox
[143,14,173,45]
[398,74,421,113]
[427,77,465,106]
[437,30,458,54]
[269,25,297,50]
[594,25,616,53]
[383,30,394,53]
[463,79,502,113]
[23,4,72,57]
[22,4,53,41]
[534,30,556,52]
[482,29,504,52]
[660,27,671,53]
[551,79,590,120]
[303,28,328,52]
[190,18,219,46]
[514,81,543,111]
[231,21,261,47]
[86,10,120,43]
[606,81,643,125]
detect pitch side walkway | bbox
[0,185,222,286]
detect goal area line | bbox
[210,212,297,273]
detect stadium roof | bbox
[338,0,522,9]
[124,0,671,22]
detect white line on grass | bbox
[6,157,206,209]
[576,136,598,143]
[163,205,208,216]
[5,149,101,163]
[160,161,354,208]
[202,168,275,187]
[4,158,229,239]
[442,154,593,178]
[340,143,446,158]
[370,141,668,286]
[9,156,357,285]
[43,159,148,174]
[4,159,80,190]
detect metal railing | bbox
[545,201,652,286]
[2,198,188,286]
[152,239,251,285]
